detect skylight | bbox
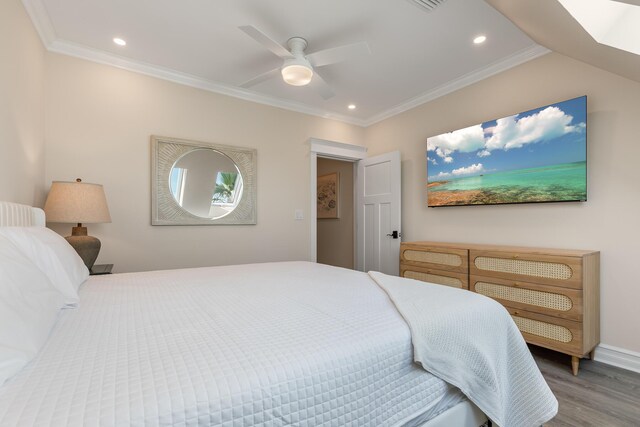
[558,0,640,56]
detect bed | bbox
[0,202,554,426]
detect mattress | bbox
[0,262,465,426]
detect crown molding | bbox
[21,0,366,126]
[21,0,56,46]
[22,0,549,128]
[362,44,551,127]
[47,39,368,127]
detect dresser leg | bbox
[571,356,580,376]
[589,349,596,360]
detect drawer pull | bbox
[514,311,519,315]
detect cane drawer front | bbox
[469,250,582,289]
[400,244,468,273]
[471,275,583,321]
[401,264,468,289]
[506,307,584,356]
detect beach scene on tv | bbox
[427,96,587,207]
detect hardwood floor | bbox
[530,345,640,426]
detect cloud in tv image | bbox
[427,96,587,207]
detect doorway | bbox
[316,157,355,269]
[308,138,401,275]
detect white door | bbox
[356,151,401,275]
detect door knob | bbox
[386,230,401,239]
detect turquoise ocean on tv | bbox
[429,161,586,203]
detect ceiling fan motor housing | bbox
[287,37,308,55]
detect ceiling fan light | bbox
[281,58,313,86]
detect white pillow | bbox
[0,234,65,387]
[0,227,89,307]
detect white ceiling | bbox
[24,0,548,126]
[487,0,640,85]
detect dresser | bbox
[400,242,469,289]
[400,241,600,375]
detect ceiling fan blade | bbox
[239,68,281,88]
[311,71,335,100]
[239,25,294,59]
[307,42,371,68]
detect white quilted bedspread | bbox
[369,271,558,427]
[0,262,462,426]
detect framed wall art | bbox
[317,172,339,219]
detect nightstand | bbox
[90,264,113,275]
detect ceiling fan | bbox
[238,25,371,100]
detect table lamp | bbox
[43,178,111,269]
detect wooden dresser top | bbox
[403,241,599,257]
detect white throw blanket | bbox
[369,271,558,427]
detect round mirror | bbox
[169,149,244,219]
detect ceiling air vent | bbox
[407,0,447,12]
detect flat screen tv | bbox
[427,96,587,207]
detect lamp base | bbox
[66,226,101,269]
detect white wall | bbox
[364,52,640,354]
[44,53,365,273]
[0,0,45,205]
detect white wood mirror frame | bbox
[151,135,257,225]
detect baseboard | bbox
[593,344,640,374]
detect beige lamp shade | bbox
[44,180,112,224]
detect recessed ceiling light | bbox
[113,37,127,46]
[348,104,357,110]
[473,35,487,44]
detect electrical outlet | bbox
[294,209,304,220]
